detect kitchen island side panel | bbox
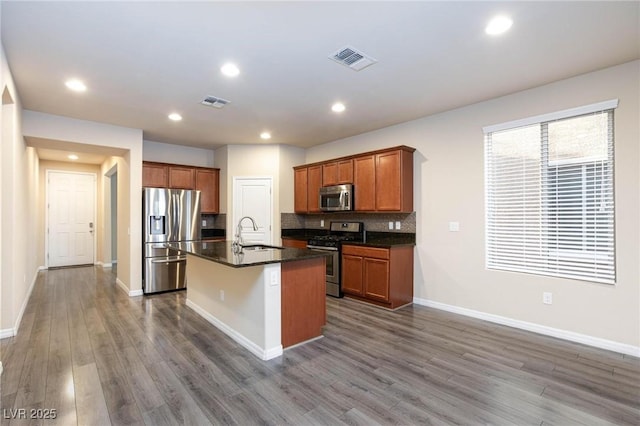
[185,254,282,360]
[281,257,326,347]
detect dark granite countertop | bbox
[353,232,416,248]
[281,229,415,248]
[166,241,330,268]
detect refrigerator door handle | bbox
[151,256,187,264]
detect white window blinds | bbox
[484,101,616,284]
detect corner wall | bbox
[22,111,144,295]
[306,61,640,351]
[0,43,40,337]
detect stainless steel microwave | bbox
[319,184,353,211]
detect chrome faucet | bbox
[232,216,258,251]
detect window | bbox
[484,100,616,284]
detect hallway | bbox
[1,266,638,425]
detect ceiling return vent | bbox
[201,95,230,109]
[329,46,377,71]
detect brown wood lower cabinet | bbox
[341,244,413,309]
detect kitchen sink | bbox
[241,244,285,251]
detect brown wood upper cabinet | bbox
[293,145,414,214]
[195,168,219,214]
[294,167,308,213]
[322,159,353,186]
[168,166,195,189]
[143,161,220,214]
[294,165,323,213]
[142,162,168,187]
[353,155,376,211]
[375,148,413,212]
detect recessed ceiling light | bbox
[65,79,86,92]
[485,15,513,35]
[168,113,182,121]
[260,132,271,140]
[331,102,346,113]
[221,63,240,77]
[68,154,79,160]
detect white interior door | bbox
[233,177,272,245]
[48,171,96,267]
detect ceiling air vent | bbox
[329,46,377,71]
[201,95,230,109]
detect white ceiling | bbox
[2,1,639,151]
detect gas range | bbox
[307,222,365,248]
[306,222,364,298]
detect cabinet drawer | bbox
[342,245,389,260]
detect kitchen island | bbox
[167,241,328,360]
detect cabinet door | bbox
[322,162,338,186]
[375,150,401,211]
[307,165,323,213]
[353,155,375,211]
[169,166,195,189]
[341,254,364,296]
[281,238,308,249]
[337,159,354,184]
[195,169,219,213]
[142,163,168,187]
[294,168,308,213]
[364,257,390,302]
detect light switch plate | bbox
[202,219,207,227]
[449,222,460,232]
[388,221,394,230]
[320,219,324,227]
[395,221,401,230]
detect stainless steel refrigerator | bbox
[143,188,201,294]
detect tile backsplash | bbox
[281,212,415,233]
[202,213,226,230]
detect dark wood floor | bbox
[1,266,639,425]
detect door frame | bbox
[45,169,97,268]
[232,176,273,245]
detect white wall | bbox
[215,144,304,242]
[279,145,305,213]
[306,61,640,351]
[22,111,144,295]
[143,139,214,167]
[0,42,40,337]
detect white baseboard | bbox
[115,278,143,297]
[115,278,129,295]
[95,261,112,269]
[413,297,640,358]
[0,267,41,340]
[186,298,283,360]
[0,362,3,376]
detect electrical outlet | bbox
[388,221,394,230]
[220,290,225,301]
[320,219,324,227]
[543,292,552,305]
[270,271,279,286]
[395,221,401,230]
[202,219,207,227]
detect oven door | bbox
[306,245,341,297]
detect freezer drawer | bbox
[143,256,187,294]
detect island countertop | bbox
[166,240,330,268]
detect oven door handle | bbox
[306,245,339,251]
